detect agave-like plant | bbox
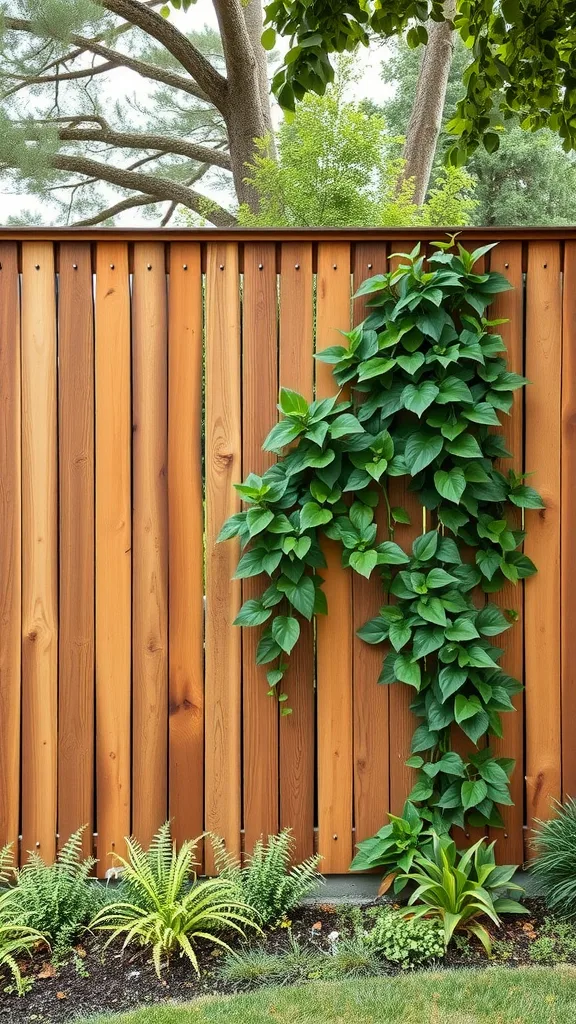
[90,822,259,976]
[396,832,526,954]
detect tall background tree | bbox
[377,35,576,225]
[0,0,273,225]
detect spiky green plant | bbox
[531,799,576,918]
[91,822,259,976]
[7,828,102,959]
[396,833,526,954]
[211,829,323,925]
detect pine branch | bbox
[2,19,211,102]
[47,152,237,225]
[99,0,228,109]
[56,126,232,170]
[72,161,211,225]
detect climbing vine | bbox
[218,239,542,837]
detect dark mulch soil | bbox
[0,899,567,1024]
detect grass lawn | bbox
[81,967,576,1024]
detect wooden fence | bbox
[0,227,573,875]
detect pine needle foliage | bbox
[211,829,323,925]
[8,827,102,959]
[531,799,576,918]
[91,822,259,977]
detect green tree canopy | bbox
[238,72,476,228]
[263,0,576,164]
[376,36,576,225]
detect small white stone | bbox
[327,930,339,944]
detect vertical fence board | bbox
[58,243,95,856]
[132,244,169,846]
[562,243,576,802]
[21,242,58,860]
[242,243,279,854]
[278,243,315,863]
[351,243,390,848]
[95,244,131,872]
[387,244,420,817]
[488,242,525,861]
[525,242,562,826]
[167,243,204,854]
[0,244,21,853]
[205,243,242,871]
[316,242,353,870]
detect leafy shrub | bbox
[397,832,526,954]
[531,798,576,918]
[5,828,102,960]
[211,829,323,925]
[350,800,429,878]
[365,906,444,967]
[91,822,259,976]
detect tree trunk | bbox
[215,0,275,211]
[400,0,456,205]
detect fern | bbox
[212,829,323,925]
[10,827,103,959]
[92,821,259,976]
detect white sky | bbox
[0,0,391,224]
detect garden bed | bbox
[2,898,574,1024]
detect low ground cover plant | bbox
[364,905,445,966]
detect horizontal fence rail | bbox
[0,229,572,874]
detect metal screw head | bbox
[333,264,337,269]
[147,263,152,270]
[72,263,78,270]
[295,263,300,270]
[258,263,264,270]
[35,841,40,848]
[367,263,373,269]
[183,264,188,270]
[544,263,548,268]
[332,834,338,840]
[219,264,225,270]
[504,262,509,268]
[110,263,115,269]
[35,264,40,270]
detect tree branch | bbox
[73,192,159,224]
[45,152,237,225]
[2,18,211,102]
[99,0,228,110]
[55,125,231,169]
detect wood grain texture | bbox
[21,242,58,861]
[132,244,169,846]
[524,242,562,825]
[387,244,421,817]
[242,243,279,855]
[204,243,242,872]
[0,244,21,853]
[316,242,354,870]
[95,243,132,872]
[562,243,576,803]
[487,243,525,862]
[58,243,95,856]
[351,243,390,846]
[278,243,315,863]
[167,243,204,854]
